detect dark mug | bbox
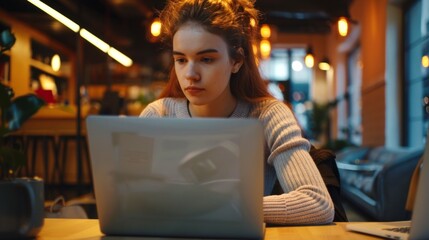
[0,177,44,239]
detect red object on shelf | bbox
[35,89,56,104]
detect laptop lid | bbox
[86,116,264,239]
[409,132,429,239]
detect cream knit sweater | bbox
[140,98,334,224]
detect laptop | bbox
[346,133,429,240]
[86,116,265,239]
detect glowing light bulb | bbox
[151,18,161,37]
[305,53,314,68]
[260,24,271,39]
[422,55,429,68]
[338,17,348,37]
[260,40,271,59]
[51,54,61,72]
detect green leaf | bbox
[6,94,45,131]
[0,29,16,50]
[0,28,37,180]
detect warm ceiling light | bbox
[150,18,161,37]
[260,24,271,39]
[318,57,331,71]
[27,0,80,32]
[51,54,61,72]
[108,47,133,67]
[422,55,429,68]
[260,40,271,59]
[28,0,133,67]
[338,17,349,37]
[304,47,314,68]
[305,54,314,68]
[80,29,133,67]
[79,29,110,52]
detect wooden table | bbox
[37,219,382,240]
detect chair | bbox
[337,146,422,221]
[56,132,92,188]
[309,146,348,222]
[271,145,348,222]
[25,133,59,184]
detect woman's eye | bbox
[174,58,186,63]
[201,57,214,63]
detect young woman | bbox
[140,0,334,225]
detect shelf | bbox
[30,59,66,78]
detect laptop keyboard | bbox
[383,227,411,234]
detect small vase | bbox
[0,177,44,239]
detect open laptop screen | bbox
[86,116,264,239]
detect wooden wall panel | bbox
[361,82,386,146]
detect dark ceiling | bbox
[0,0,352,66]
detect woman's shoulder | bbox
[250,98,292,115]
[143,97,188,117]
[146,97,186,108]
[256,98,285,106]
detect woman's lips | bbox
[185,87,205,95]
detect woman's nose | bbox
[185,62,200,81]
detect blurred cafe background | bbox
[1,0,428,221]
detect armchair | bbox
[337,146,423,221]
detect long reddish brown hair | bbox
[158,0,273,103]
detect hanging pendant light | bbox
[304,47,314,68]
[151,18,161,37]
[338,16,349,37]
[318,57,331,71]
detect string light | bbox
[260,24,271,39]
[260,40,271,59]
[259,24,271,59]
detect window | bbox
[346,46,362,145]
[404,0,429,147]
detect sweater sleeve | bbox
[260,101,334,225]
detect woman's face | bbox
[172,23,241,107]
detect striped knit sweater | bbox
[140,97,334,224]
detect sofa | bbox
[336,146,423,221]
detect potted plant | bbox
[0,28,46,239]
